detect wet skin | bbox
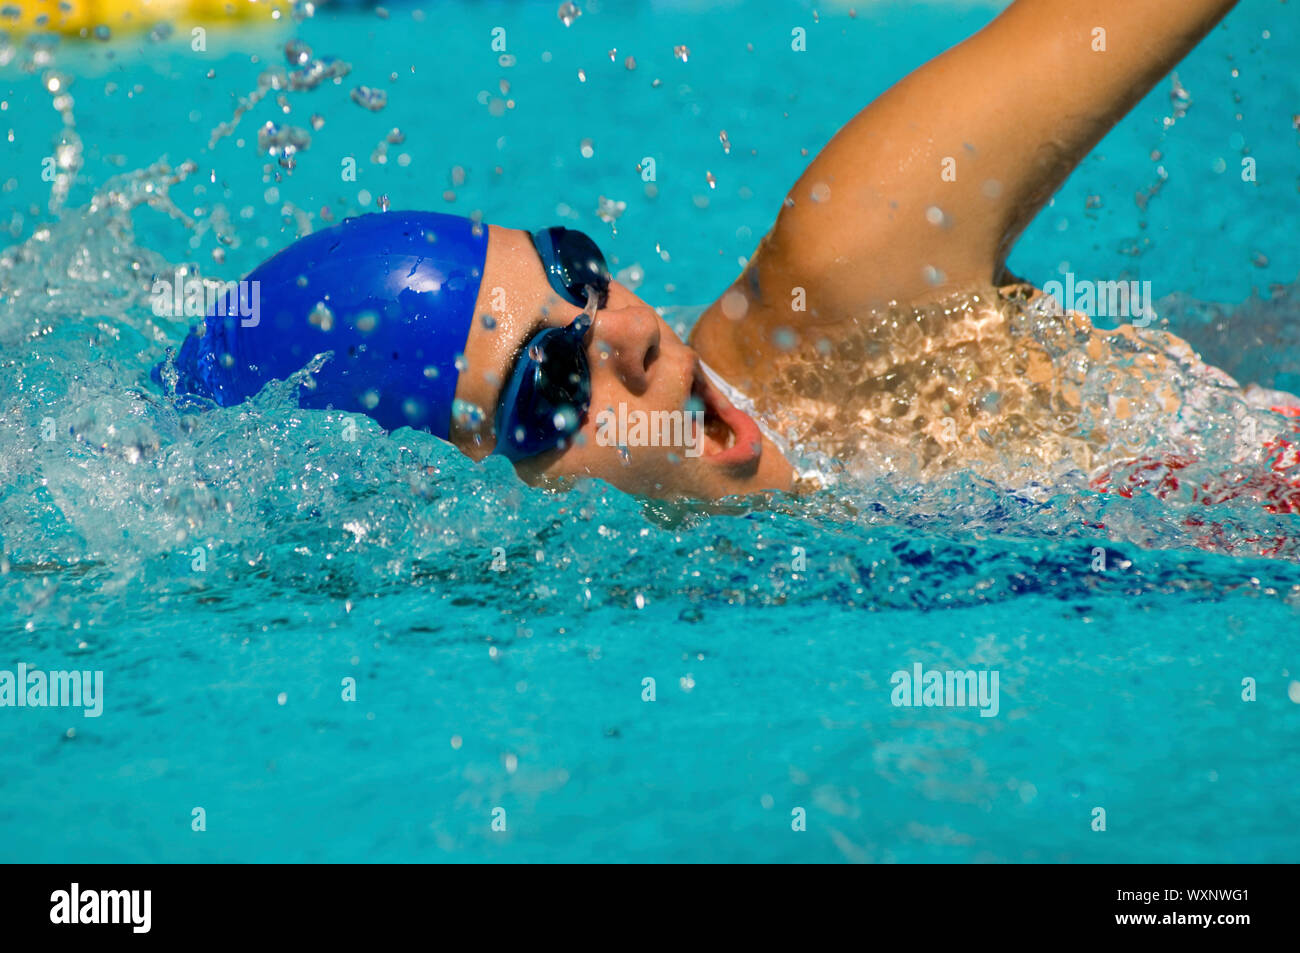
[450,225,796,499]
[451,1,1241,499]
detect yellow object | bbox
[4,0,289,36]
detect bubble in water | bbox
[625,56,636,71]
[93,24,111,41]
[386,127,405,144]
[719,130,731,154]
[580,138,594,158]
[706,171,716,190]
[351,86,387,111]
[674,45,690,63]
[577,68,587,83]
[377,194,390,212]
[557,2,581,27]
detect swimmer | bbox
[161,0,1260,500]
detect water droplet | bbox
[721,289,748,320]
[361,389,381,410]
[377,194,390,212]
[577,68,586,83]
[625,56,636,71]
[674,45,690,63]
[284,39,312,67]
[596,195,625,223]
[719,130,731,154]
[309,301,335,331]
[580,138,595,158]
[350,86,388,112]
[557,2,581,27]
[452,399,484,428]
[480,313,497,330]
[553,406,579,432]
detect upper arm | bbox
[739,0,1239,318]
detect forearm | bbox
[970,0,1241,252]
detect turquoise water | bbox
[2,1,1299,862]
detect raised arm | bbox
[694,0,1240,364]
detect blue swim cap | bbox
[164,211,488,438]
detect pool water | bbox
[2,0,1299,862]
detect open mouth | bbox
[689,363,763,470]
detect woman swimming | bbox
[163,0,1265,501]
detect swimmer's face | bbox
[451,226,795,499]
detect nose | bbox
[588,305,661,394]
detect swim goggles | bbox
[492,227,612,461]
